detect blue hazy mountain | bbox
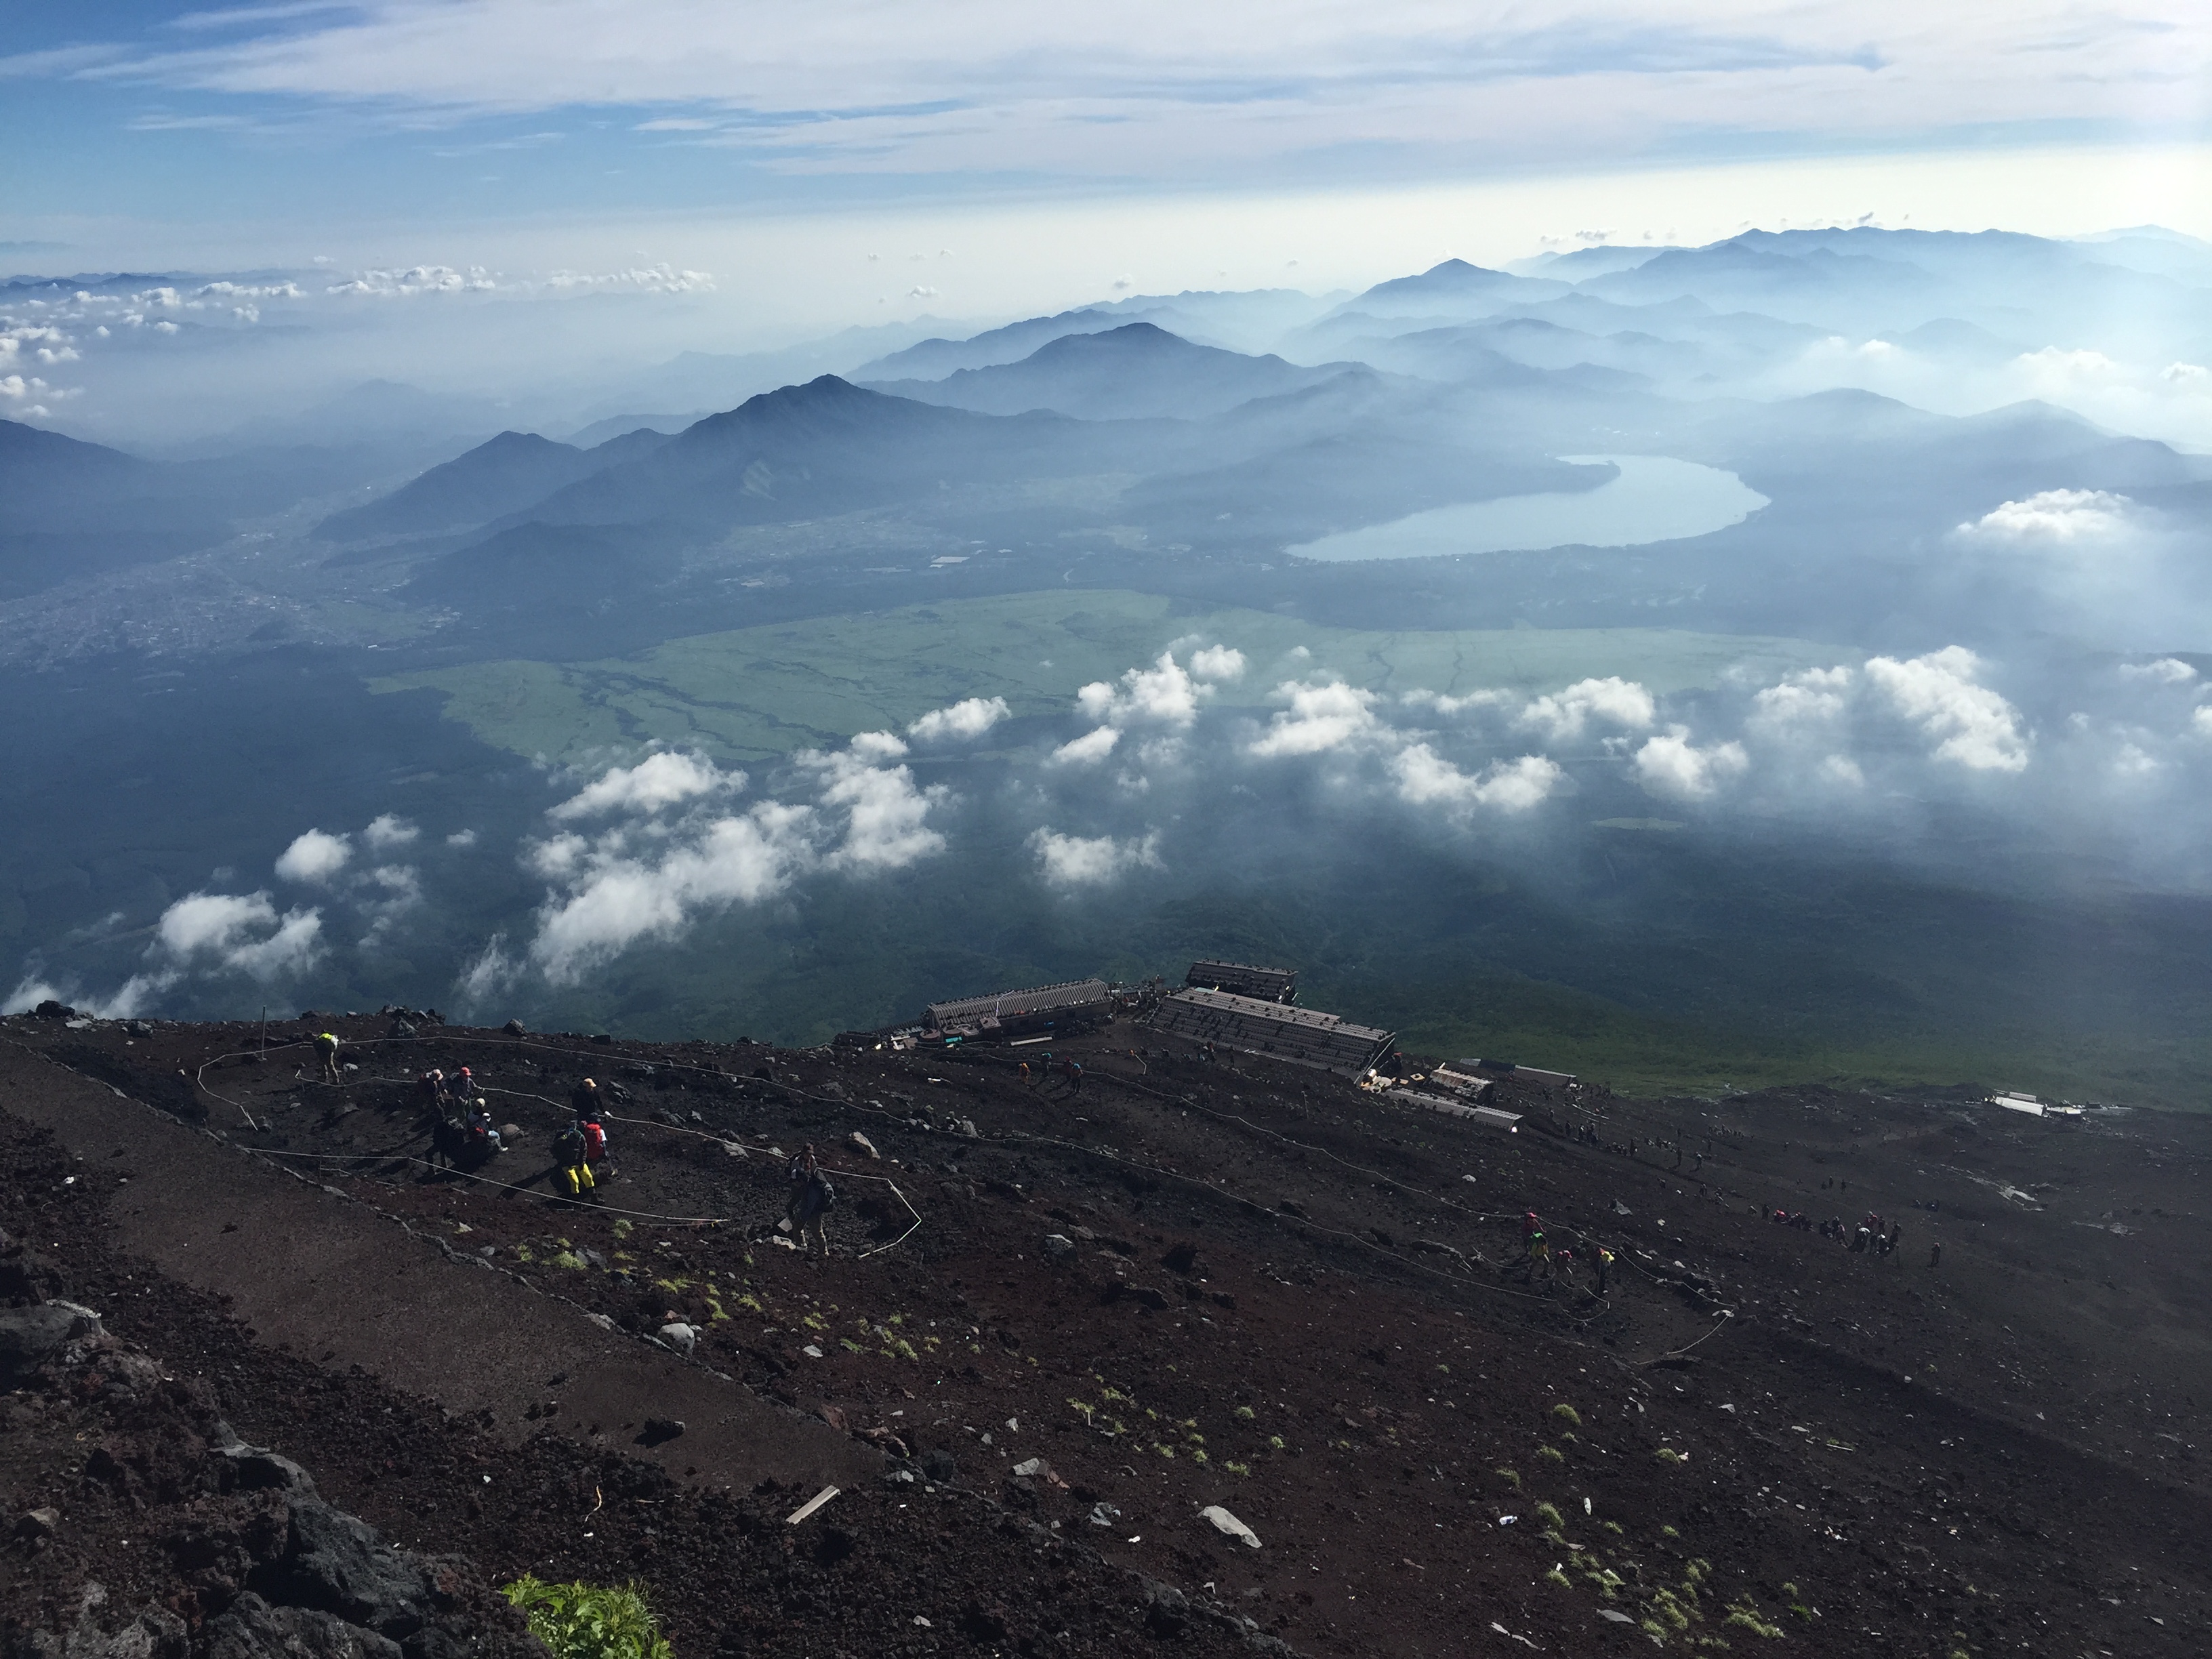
[863,323,1366,420]
[316,426,672,541]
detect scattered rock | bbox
[0,1300,104,1387]
[1086,1502,1121,1528]
[1141,1581,1189,1637]
[657,1323,697,1357]
[202,1593,403,1659]
[1597,1609,1635,1624]
[1011,1457,1044,1478]
[846,1131,880,1159]
[636,1418,685,1446]
[1199,1504,1261,1549]
[1043,1233,1075,1260]
[17,1506,60,1540]
[922,1449,958,1485]
[501,1020,527,1036]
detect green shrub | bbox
[502,1578,671,1659]
[1537,1444,1565,1464]
[1532,1502,1565,1532]
[1551,1404,1582,1427]
[1495,1467,1521,1490]
[1655,1447,1685,1465]
[1724,1601,1784,1639]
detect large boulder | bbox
[0,1302,103,1387]
[201,1595,403,1659]
[252,1498,436,1640]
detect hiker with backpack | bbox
[785,1143,834,1258]
[579,1101,609,1183]
[552,1117,596,1202]
[314,1029,342,1085]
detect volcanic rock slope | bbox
[3,1010,2209,1659]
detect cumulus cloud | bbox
[1515,676,1656,741]
[363,813,419,849]
[1863,647,2030,772]
[1952,489,2136,547]
[274,829,352,883]
[1078,651,1212,729]
[801,739,947,869]
[1029,827,1163,886]
[1750,665,1854,730]
[909,695,1009,742]
[1188,644,1246,682]
[549,750,740,819]
[1634,727,1750,800]
[1050,726,1122,766]
[446,829,478,847]
[147,890,325,989]
[518,734,947,983]
[528,802,816,983]
[2118,658,2196,684]
[1391,745,1563,813]
[1248,680,1382,757]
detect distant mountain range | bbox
[863,322,1368,421]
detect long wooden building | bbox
[1150,987,1394,1078]
[924,978,1113,1039]
[1183,960,1298,1004]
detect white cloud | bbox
[363,813,419,849]
[446,828,478,847]
[1863,646,2030,772]
[521,732,946,981]
[1633,727,1749,800]
[1951,489,2136,547]
[1029,827,1163,886]
[154,890,324,982]
[2192,707,2212,739]
[1818,754,1864,787]
[802,742,947,869]
[1078,651,1211,729]
[2118,658,2196,684]
[1391,745,1563,813]
[529,802,817,983]
[909,695,1010,741]
[70,1,2212,192]
[550,750,741,819]
[1750,665,1853,729]
[1248,680,1381,756]
[1515,676,1656,741]
[274,829,351,883]
[1188,644,1246,682]
[1050,726,1122,766]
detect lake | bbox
[1286,455,1769,562]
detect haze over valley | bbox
[6,220,2212,1104]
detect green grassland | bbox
[372,589,1851,765]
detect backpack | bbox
[582,1120,607,1161]
[552,1126,585,1164]
[811,1173,837,1212]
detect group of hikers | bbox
[1519,1211,1615,1294]
[1016,1055,1084,1090]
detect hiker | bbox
[1553,1246,1575,1287]
[785,1143,834,1257]
[1595,1245,1614,1294]
[1851,1225,1870,1253]
[1928,1242,1942,1268]
[551,1117,596,1202]
[1019,1061,1032,1087]
[314,1030,342,1084]
[579,1102,609,1181]
[467,1100,504,1154]
[570,1076,602,1120]
[417,1068,447,1115]
[1065,1059,1084,1091]
[453,1065,476,1103]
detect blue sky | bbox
[7,0,2208,260]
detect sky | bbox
[5,3,2209,282]
[4,1,2211,436]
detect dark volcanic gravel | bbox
[4,1010,2211,1658]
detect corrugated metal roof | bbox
[1184,960,1299,1003]
[926,978,1111,1027]
[1151,987,1394,1078]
